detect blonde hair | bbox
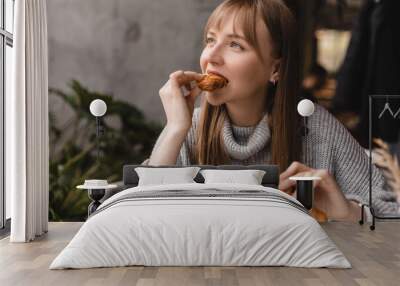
[195,0,301,172]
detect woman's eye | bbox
[230,41,243,50]
[205,37,215,44]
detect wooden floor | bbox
[0,222,399,286]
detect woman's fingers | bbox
[169,70,185,78]
[280,161,301,179]
[171,70,204,86]
[176,71,204,107]
[278,178,297,192]
[281,185,296,196]
[168,71,184,92]
[169,70,204,96]
[279,170,315,191]
[158,70,205,132]
[313,169,337,193]
[180,71,205,81]
[280,161,311,181]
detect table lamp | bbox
[290,100,319,208]
[89,99,107,163]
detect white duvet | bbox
[50,183,351,269]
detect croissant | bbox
[197,73,229,91]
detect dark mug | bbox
[296,180,313,210]
[289,176,321,210]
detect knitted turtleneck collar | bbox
[222,113,271,160]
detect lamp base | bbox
[87,189,106,217]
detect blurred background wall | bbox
[47,0,221,124]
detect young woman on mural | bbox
[144,0,399,221]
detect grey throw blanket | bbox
[90,189,309,219]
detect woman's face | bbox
[200,13,278,106]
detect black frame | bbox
[359,94,400,230]
[0,0,14,231]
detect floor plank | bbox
[0,221,399,286]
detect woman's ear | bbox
[269,58,281,84]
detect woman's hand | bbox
[279,161,361,222]
[159,70,204,133]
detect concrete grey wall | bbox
[47,0,221,125]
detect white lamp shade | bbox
[90,99,107,117]
[297,99,315,117]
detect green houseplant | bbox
[49,80,162,221]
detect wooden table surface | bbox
[0,221,399,286]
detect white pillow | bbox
[135,167,201,186]
[200,169,266,185]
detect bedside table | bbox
[77,180,117,217]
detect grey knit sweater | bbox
[145,104,399,215]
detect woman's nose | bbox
[204,45,224,66]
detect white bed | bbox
[50,183,351,269]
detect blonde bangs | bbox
[203,1,263,57]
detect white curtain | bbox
[6,0,49,242]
